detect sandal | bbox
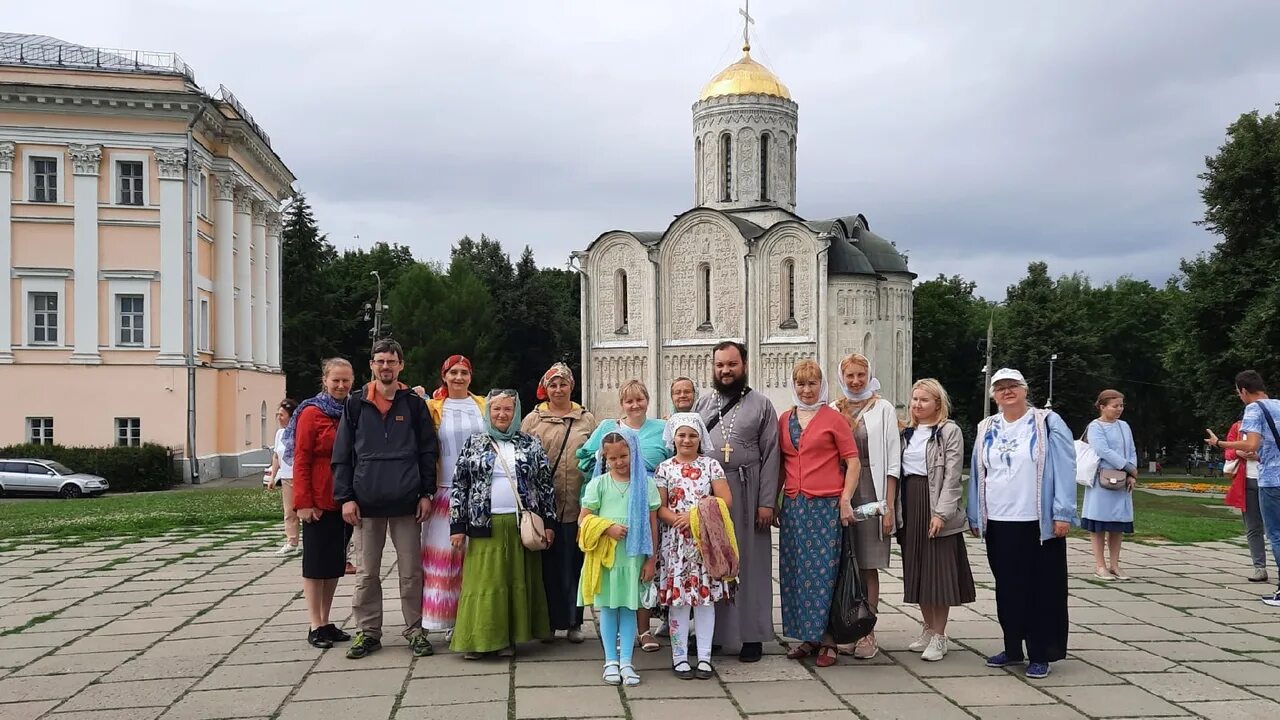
[673,660,694,680]
[603,661,622,686]
[816,644,838,668]
[695,660,715,680]
[620,664,641,687]
[786,641,818,660]
[639,631,660,653]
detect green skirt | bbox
[450,513,551,653]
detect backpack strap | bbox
[1259,402,1280,448]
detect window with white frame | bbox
[117,160,144,205]
[30,157,58,202]
[29,292,59,344]
[115,417,141,447]
[198,297,211,352]
[196,172,208,216]
[27,417,54,445]
[117,294,145,346]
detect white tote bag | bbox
[1074,424,1100,488]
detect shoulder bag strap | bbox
[491,440,526,514]
[1259,403,1280,447]
[705,391,748,432]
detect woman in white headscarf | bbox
[831,352,900,659]
[779,359,860,667]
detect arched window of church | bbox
[697,263,713,331]
[780,258,797,328]
[788,136,797,204]
[694,137,702,200]
[721,133,733,201]
[615,269,629,334]
[759,132,771,201]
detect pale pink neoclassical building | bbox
[0,34,295,481]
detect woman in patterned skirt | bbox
[779,360,859,667]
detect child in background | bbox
[579,430,660,686]
[654,413,735,680]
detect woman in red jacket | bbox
[287,357,355,648]
[1224,417,1268,582]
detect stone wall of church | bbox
[693,95,798,212]
[659,216,745,342]
[583,232,656,415]
[827,275,908,409]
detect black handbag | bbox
[828,525,877,645]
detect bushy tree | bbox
[279,194,339,399]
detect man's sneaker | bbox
[921,634,949,662]
[908,627,935,652]
[1262,589,1280,607]
[346,632,382,659]
[985,652,1024,668]
[1249,567,1270,583]
[275,542,299,556]
[1025,662,1051,679]
[321,624,350,642]
[409,631,434,657]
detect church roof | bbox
[700,50,791,102]
[826,236,877,276]
[809,215,913,277]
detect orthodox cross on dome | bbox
[740,0,755,52]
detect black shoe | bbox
[307,628,333,649]
[739,642,763,663]
[322,624,350,642]
[673,660,694,680]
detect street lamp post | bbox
[1047,353,1058,409]
[365,270,386,348]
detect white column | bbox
[251,201,268,370]
[265,212,281,371]
[155,147,187,365]
[0,142,13,364]
[233,187,253,368]
[212,174,237,367]
[69,143,102,365]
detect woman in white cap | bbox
[967,368,1076,680]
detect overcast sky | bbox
[9,1,1279,298]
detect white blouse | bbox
[902,425,931,477]
[984,411,1039,522]
[488,440,520,515]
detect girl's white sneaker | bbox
[908,627,935,652]
[921,634,949,662]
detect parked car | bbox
[0,459,109,498]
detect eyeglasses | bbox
[371,359,401,367]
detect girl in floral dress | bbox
[655,413,734,680]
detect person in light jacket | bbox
[967,368,1076,681]
[1080,389,1138,581]
[831,352,900,659]
[898,379,975,662]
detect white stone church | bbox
[573,39,915,414]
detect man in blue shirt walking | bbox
[1208,370,1280,606]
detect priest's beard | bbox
[713,372,748,397]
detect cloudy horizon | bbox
[7,0,1278,299]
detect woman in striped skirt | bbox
[899,379,975,662]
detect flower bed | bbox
[1141,481,1227,494]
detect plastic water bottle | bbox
[851,500,887,522]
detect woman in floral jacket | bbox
[449,389,556,658]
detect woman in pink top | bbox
[778,359,860,667]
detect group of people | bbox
[263,336,1280,685]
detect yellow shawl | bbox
[577,514,616,606]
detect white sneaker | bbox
[921,634,948,662]
[275,542,299,556]
[908,627,935,652]
[1093,567,1116,581]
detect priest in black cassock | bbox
[693,341,780,663]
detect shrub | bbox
[0,443,179,493]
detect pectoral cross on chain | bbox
[722,442,734,463]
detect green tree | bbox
[279,194,339,399]
[911,275,988,437]
[328,242,418,378]
[1166,107,1280,432]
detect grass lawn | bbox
[1077,486,1243,544]
[0,488,281,543]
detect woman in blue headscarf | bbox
[449,389,556,659]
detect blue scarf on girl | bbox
[593,427,653,558]
[281,392,346,465]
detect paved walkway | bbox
[1,525,1278,720]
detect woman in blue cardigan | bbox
[968,368,1077,681]
[1081,389,1138,581]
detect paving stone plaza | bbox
[1,524,1278,720]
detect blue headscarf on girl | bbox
[593,427,653,558]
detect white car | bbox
[0,459,110,498]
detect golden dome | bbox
[699,49,791,102]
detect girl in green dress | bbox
[580,430,660,687]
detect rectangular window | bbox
[31,157,58,202]
[197,172,208,216]
[27,417,54,445]
[30,292,59,344]
[117,294,145,346]
[118,160,144,205]
[115,418,141,447]
[198,297,211,352]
